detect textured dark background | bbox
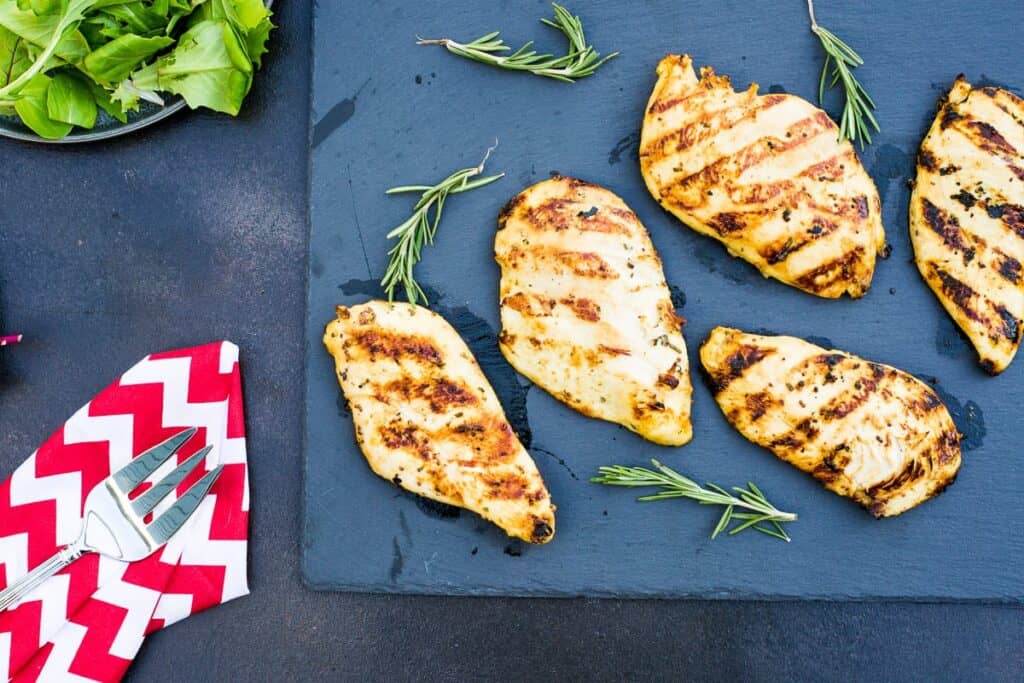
[0,0,1020,680]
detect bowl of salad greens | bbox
[0,0,273,143]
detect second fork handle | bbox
[0,542,86,613]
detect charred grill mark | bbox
[708,344,770,393]
[379,423,432,461]
[995,305,1020,341]
[519,194,635,235]
[525,198,574,232]
[819,376,879,421]
[936,429,961,465]
[657,372,680,388]
[855,196,869,218]
[354,331,444,366]
[795,418,819,440]
[659,299,685,329]
[921,198,976,262]
[800,154,849,182]
[819,353,845,367]
[443,419,519,462]
[424,380,477,412]
[933,267,984,323]
[560,296,601,322]
[708,211,746,234]
[804,195,874,223]
[762,217,840,265]
[940,107,963,130]
[918,147,938,172]
[645,83,705,115]
[765,238,797,265]
[951,189,977,209]
[498,193,527,228]
[969,120,1018,156]
[503,292,553,317]
[673,111,835,196]
[997,253,1022,284]
[573,214,635,235]
[531,518,554,543]
[633,400,667,420]
[609,207,639,222]
[381,378,478,413]
[482,474,528,500]
[808,218,840,239]
[812,445,852,484]
[986,203,1024,238]
[745,391,775,421]
[866,458,926,499]
[770,434,803,449]
[794,247,865,293]
[645,94,788,155]
[730,181,792,206]
[556,251,618,279]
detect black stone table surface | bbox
[0,1,1020,680]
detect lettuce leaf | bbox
[13,72,72,137]
[191,0,271,67]
[83,32,172,82]
[130,19,250,115]
[0,0,93,67]
[46,68,95,126]
[0,25,29,114]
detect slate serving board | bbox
[304,0,1023,600]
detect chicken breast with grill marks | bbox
[640,55,886,298]
[496,176,693,446]
[911,75,1024,374]
[324,301,555,544]
[700,327,961,517]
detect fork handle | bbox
[0,543,87,613]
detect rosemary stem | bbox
[807,0,819,32]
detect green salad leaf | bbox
[0,26,31,111]
[47,69,95,126]
[84,33,173,82]
[130,19,250,115]
[0,0,93,69]
[13,72,72,137]
[0,0,273,138]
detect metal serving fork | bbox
[0,428,223,613]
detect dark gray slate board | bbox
[305,0,1023,600]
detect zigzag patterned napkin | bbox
[0,342,249,682]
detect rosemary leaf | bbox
[807,0,879,147]
[592,459,797,542]
[380,143,503,306]
[418,3,618,83]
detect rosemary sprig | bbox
[592,459,797,542]
[417,3,618,83]
[381,144,504,306]
[807,0,879,147]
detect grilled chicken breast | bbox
[700,327,961,517]
[640,54,886,298]
[910,76,1024,374]
[495,176,693,446]
[324,301,556,544]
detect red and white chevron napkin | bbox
[0,342,250,682]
